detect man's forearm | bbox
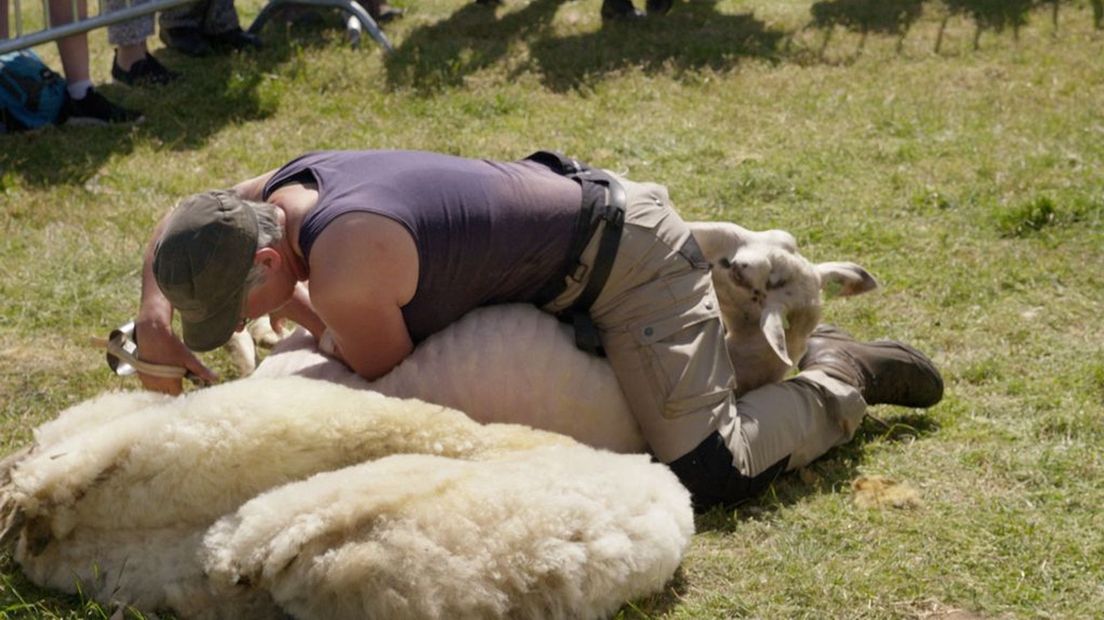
[138,212,174,327]
[277,283,327,341]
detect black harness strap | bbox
[526,150,626,357]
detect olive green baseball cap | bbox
[153,190,259,352]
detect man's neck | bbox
[269,181,320,279]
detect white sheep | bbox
[2,377,693,619]
[253,222,877,453]
[223,315,287,376]
[687,222,878,392]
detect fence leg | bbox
[248,0,392,53]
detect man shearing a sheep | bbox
[135,149,943,508]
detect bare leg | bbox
[115,42,148,70]
[49,0,91,84]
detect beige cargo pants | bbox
[544,174,868,480]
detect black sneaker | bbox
[112,52,179,86]
[63,88,144,126]
[377,4,405,23]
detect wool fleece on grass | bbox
[0,377,693,620]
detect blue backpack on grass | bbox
[0,50,68,133]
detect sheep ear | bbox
[686,221,753,263]
[815,262,878,298]
[760,305,792,367]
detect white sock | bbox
[67,80,93,100]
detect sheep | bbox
[223,315,287,376]
[252,222,877,453]
[1,376,693,619]
[687,222,877,393]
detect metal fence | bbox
[0,0,391,55]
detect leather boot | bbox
[799,325,944,409]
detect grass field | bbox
[2,0,1103,617]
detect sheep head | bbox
[687,222,877,394]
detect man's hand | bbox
[134,318,218,395]
[271,282,327,341]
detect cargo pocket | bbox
[632,294,734,420]
[625,183,672,230]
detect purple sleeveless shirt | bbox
[262,150,582,342]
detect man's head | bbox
[153,190,283,352]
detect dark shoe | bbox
[377,5,405,23]
[112,52,179,86]
[160,26,212,57]
[207,27,262,52]
[601,0,644,21]
[799,325,944,408]
[63,88,144,125]
[645,0,672,15]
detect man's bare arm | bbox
[136,210,219,394]
[231,169,279,202]
[307,213,418,381]
[272,282,327,341]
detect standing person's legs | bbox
[47,0,142,123]
[160,0,257,55]
[197,0,241,35]
[159,0,206,34]
[107,3,155,64]
[48,0,91,88]
[106,0,177,85]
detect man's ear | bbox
[254,247,283,272]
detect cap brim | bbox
[179,288,246,352]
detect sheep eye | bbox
[717,258,733,269]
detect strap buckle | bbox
[91,321,208,385]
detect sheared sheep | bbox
[224,315,287,376]
[2,377,693,619]
[253,222,877,452]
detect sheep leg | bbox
[225,329,257,376]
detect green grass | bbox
[3,0,1104,617]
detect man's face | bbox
[239,258,296,329]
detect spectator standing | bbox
[106,0,179,85]
[1,0,142,124]
[158,0,261,57]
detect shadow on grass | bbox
[384,0,786,92]
[619,566,690,618]
[0,17,347,188]
[695,410,941,533]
